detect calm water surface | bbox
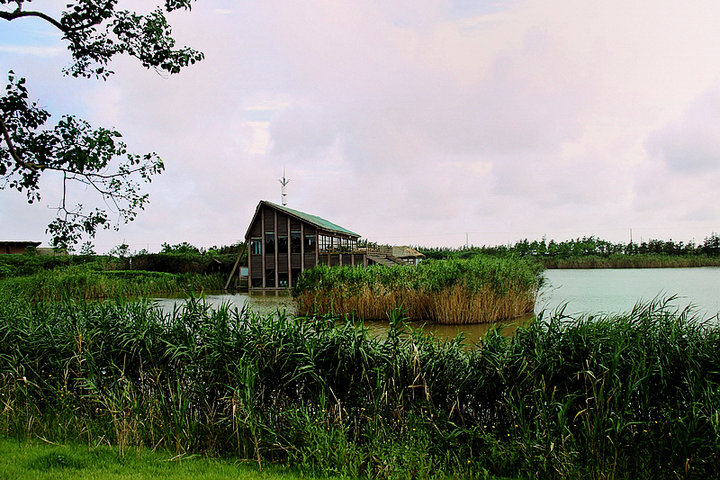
[152,291,530,343]
[537,267,720,318]
[154,267,720,341]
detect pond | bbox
[538,267,720,319]
[153,267,720,341]
[152,291,531,343]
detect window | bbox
[278,272,288,288]
[319,235,332,252]
[250,238,262,255]
[304,235,316,251]
[265,233,275,255]
[340,238,350,252]
[251,278,262,288]
[265,269,275,287]
[278,235,288,253]
[291,268,301,284]
[291,231,301,253]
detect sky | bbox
[1,0,720,252]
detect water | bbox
[537,267,720,319]
[152,291,531,343]
[153,267,720,341]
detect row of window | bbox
[318,235,357,253]
[250,233,317,255]
[251,268,302,288]
[250,233,357,255]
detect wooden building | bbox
[245,201,366,290]
[0,241,41,255]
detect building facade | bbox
[245,201,366,290]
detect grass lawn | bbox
[0,438,309,480]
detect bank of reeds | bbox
[0,266,224,301]
[293,256,544,324]
[2,296,718,479]
[543,253,720,269]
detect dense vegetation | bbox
[1,296,718,479]
[420,232,720,268]
[0,243,245,299]
[0,266,223,301]
[293,256,544,324]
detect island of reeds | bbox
[292,256,545,324]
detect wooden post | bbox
[261,208,266,289]
[224,243,247,291]
[274,209,279,289]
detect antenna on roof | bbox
[278,168,290,206]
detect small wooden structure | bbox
[0,241,41,255]
[245,200,366,290]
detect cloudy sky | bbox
[2,0,720,252]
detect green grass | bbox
[0,437,307,480]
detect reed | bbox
[544,253,720,269]
[1,295,717,478]
[0,266,224,301]
[293,256,544,324]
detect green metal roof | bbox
[263,201,360,237]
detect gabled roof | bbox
[245,200,361,239]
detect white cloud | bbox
[4,0,720,250]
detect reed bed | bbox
[545,253,720,269]
[0,266,224,301]
[1,296,718,479]
[293,256,544,324]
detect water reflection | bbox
[361,314,533,344]
[152,291,533,343]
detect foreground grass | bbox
[1,296,719,479]
[0,438,306,480]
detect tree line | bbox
[420,232,720,260]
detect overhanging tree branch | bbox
[0,1,199,247]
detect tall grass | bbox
[1,296,718,478]
[544,253,720,268]
[0,266,224,301]
[293,256,545,324]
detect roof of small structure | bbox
[0,240,41,247]
[391,246,425,258]
[245,201,361,239]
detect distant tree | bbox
[702,232,720,257]
[109,242,129,258]
[160,241,202,255]
[0,0,203,248]
[79,241,96,255]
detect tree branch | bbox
[0,114,27,166]
[0,9,65,32]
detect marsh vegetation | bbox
[293,256,544,324]
[1,294,718,479]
